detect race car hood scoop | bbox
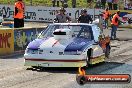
[53,28,72,40]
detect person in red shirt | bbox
[111,11,120,40]
[103,8,111,29]
[14,0,25,28]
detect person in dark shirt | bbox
[54,7,71,23]
[77,9,93,24]
[107,0,113,10]
[87,0,92,8]
[101,0,106,9]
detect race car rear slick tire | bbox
[105,45,110,59]
[86,56,89,67]
[86,49,92,67]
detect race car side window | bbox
[38,25,60,38]
[37,25,51,38]
[77,25,93,40]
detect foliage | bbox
[0,0,124,9]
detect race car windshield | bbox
[38,24,93,40]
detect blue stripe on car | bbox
[64,38,93,52]
[27,37,49,50]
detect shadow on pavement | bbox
[26,62,124,74]
[85,62,124,74]
[117,30,125,31]
[27,67,78,74]
[0,54,24,59]
[115,38,132,41]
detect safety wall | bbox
[0,29,14,55]
[0,27,45,55]
[108,10,132,28]
[14,27,44,51]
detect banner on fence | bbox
[14,28,44,51]
[0,29,14,55]
[0,5,131,28]
[0,5,102,22]
[124,0,132,10]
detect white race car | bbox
[24,23,110,67]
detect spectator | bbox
[60,0,64,7]
[77,9,93,23]
[52,0,56,7]
[107,0,113,10]
[113,0,118,10]
[103,8,111,29]
[110,11,121,40]
[72,0,76,8]
[95,0,102,9]
[14,0,25,28]
[101,0,107,9]
[99,13,104,32]
[54,8,71,23]
[124,0,132,10]
[57,0,60,7]
[63,2,68,8]
[87,0,92,8]
[124,0,129,10]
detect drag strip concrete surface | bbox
[0,28,132,88]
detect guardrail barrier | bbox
[0,26,46,56]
